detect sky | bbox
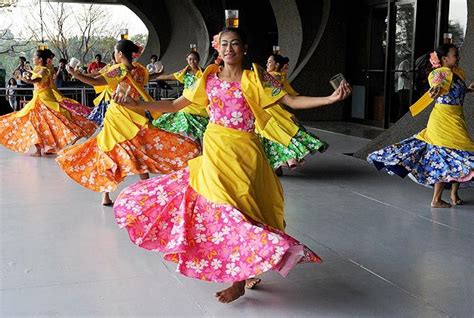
[449,0,468,31]
[0,0,148,39]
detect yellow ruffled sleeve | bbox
[428,67,453,95]
[100,63,127,89]
[173,68,187,84]
[182,65,218,107]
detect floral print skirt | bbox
[56,127,200,192]
[0,102,96,153]
[368,135,473,186]
[87,100,109,129]
[260,126,329,169]
[152,112,209,144]
[59,98,92,117]
[114,168,322,283]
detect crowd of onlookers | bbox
[4,52,175,112]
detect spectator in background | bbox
[146,54,164,74]
[87,54,106,74]
[55,58,70,88]
[11,57,28,86]
[6,78,18,111]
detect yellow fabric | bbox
[96,62,156,152]
[188,123,285,230]
[93,85,113,106]
[416,103,474,151]
[256,71,300,146]
[183,64,287,139]
[409,67,465,116]
[172,68,208,117]
[14,66,71,119]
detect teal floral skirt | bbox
[152,112,209,144]
[259,126,328,169]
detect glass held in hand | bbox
[329,73,346,90]
[68,57,81,69]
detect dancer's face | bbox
[442,47,459,68]
[266,56,276,72]
[218,31,246,66]
[186,54,199,69]
[113,48,122,64]
[33,54,41,66]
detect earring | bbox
[244,52,247,55]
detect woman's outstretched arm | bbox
[280,82,352,109]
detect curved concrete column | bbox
[288,0,330,82]
[119,0,161,65]
[269,0,302,76]
[158,0,209,72]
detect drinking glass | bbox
[329,73,346,90]
[225,10,239,28]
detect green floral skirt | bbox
[152,112,209,144]
[259,126,328,169]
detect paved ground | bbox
[1,127,473,317]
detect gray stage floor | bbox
[1,128,473,318]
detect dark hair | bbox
[220,27,248,46]
[36,50,49,66]
[187,51,200,61]
[269,54,285,71]
[8,78,17,85]
[111,51,116,62]
[59,58,67,64]
[434,44,457,64]
[95,54,102,60]
[116,40,140,62]
[150,54,158,60]
[19,56,26,62]
[281,56,290,66]
[43,49,55,59]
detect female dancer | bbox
[0,49,96,156]
[113,28,351,303]
[151,51,209,144]
[368,44,473,208]
[258,54,328,172]
[55,40,199,205]
[46,51,92,117]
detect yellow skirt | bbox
[417,104,474,151]
[189,123,285,231]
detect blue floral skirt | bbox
[87,100,109,129]
[368,135,474,186]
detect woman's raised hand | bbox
[328,81,352,104]
[429,86,442,99]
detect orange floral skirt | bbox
[56,126,200,192]
[0,102,96,153]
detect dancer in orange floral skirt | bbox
[56,40,199,205]
[0,49,96,156]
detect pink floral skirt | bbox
[60,98,92,117]
[114,168,322,283]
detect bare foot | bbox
[30,152,42,157]
[245,278,261,289]
[44,148,57,156]
[215,281,245,303]
[431,200,451,208]
[102,193,113,206]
